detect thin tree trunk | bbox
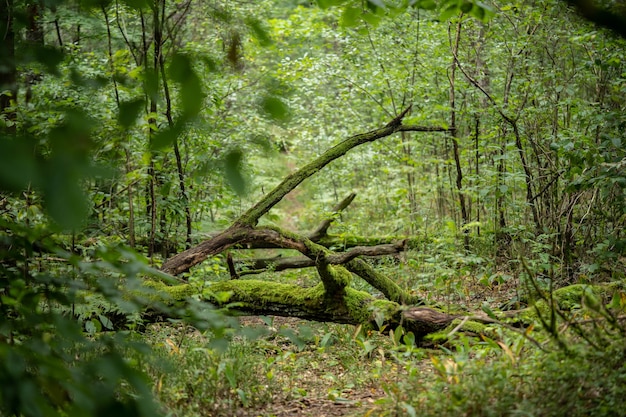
[449,19,469,249]
[125,148,136,248]
[157,30,192,250]
[104,5,137,248]
[474,115,480,236]
[451,33,540,232]
[144,1,164,260]
[0,0,17,130]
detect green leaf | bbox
[403,331,416,346]
[223,149,246,196]
[150,122,184,150]
[340,6,362,27]
[439,3,460,21]
[143,69,159,103]
[471,1,495,21]
[39,111,96,230]
[401,403,417,417]
[122,0,148,10]
[85,320,97,334]
[246,18,272,46]
[460,1,473,13]
[169,53,193,83]
[181,79,204,116]
[99,315,114,330]
[260,95,291,122]
[608,292,622,309]
[469,3,485,20]
[481,302,497,319]
[32,46,64,75]
[43,155,90,230]
[0,136,39,191]
[362,12,382,26]
[367,0,386,9]
[316,0,340,9]
[118,99,145,129]
[583,289,602,312]
[169,54,205,117]
[415,0,437,10]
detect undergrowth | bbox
[139,310,626,417]
[139,235,626,417]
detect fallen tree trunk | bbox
[154,107,457,338]
[146,279,457,338]
[161,106,450,276]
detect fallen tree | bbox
[156,106,470,338]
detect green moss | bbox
[141,280,196,305]
[265,224,328,255]
[333,265,352,287]
[206,279,396,326]
[343,287,388,322]
[553,283,625,311]
[448,318,487,334]
[317,264,352,294]
[425,318,488,342]
[519,283,623,326]
[553,284,603,310]
[518,299,551,324]
[208,280,326,308]
[318,235,426,249]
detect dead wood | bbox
[308,192,356,241]
[161,111,451,276]
[153,110,458,338]
[234,241,406,276]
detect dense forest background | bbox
[1,0,626,416]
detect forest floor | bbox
[147,315,440,417]
[145,275,517,417]
[240,316,410,417]
[142,260,626,417]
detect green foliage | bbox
[2,0,626,415]
[0,219,160,416]
[405,338,626,417]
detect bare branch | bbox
[308,192,357,241]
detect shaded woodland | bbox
[1,0,626,416]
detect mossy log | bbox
[163,224,422,305]
[147,280,457,338]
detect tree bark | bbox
[148,279,455,338]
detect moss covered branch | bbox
[308,192,356,241]
[161,110,449,275]
[234,242,406,274]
